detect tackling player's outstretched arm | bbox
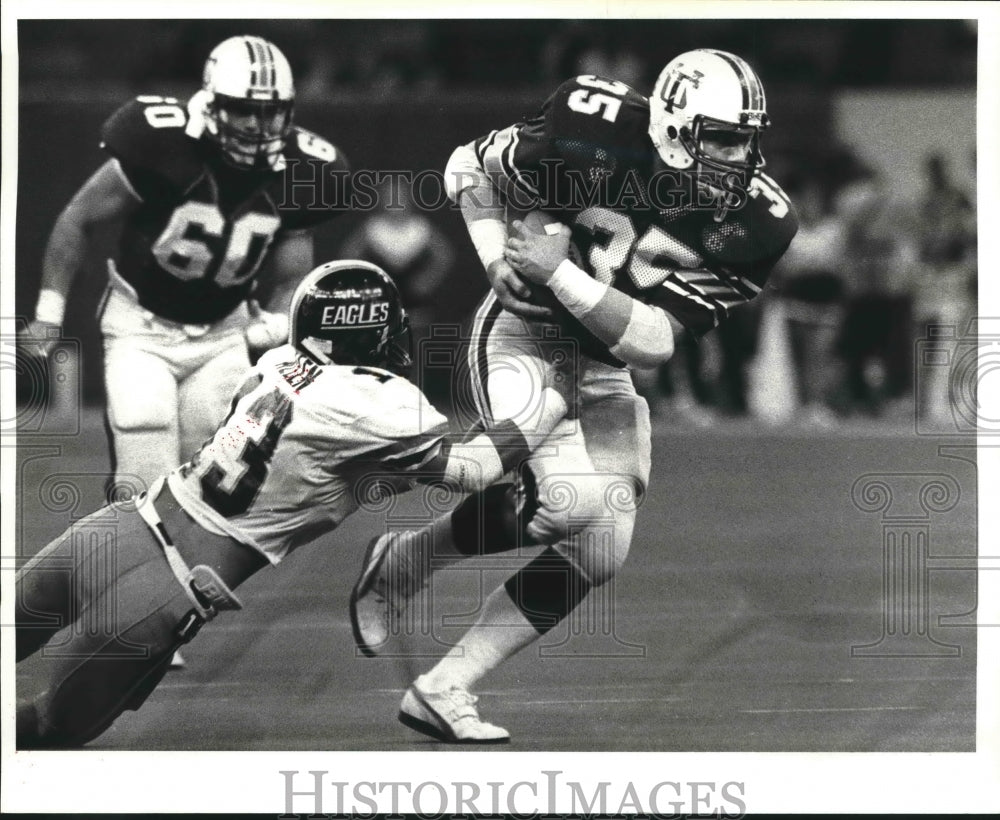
[376,382,568,494]
[505,220,682,368]
[445,143,553,321]
[25,159,141,353]
[427,385,567,492]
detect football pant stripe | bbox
[468,291,503,425]
[469,292,498,423]
[467,295,491,422]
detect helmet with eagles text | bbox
[289,260,412,371]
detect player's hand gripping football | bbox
[485,257,555,321]
[505,219,572,286]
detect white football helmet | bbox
[199,35,295,170]
[648,49,769,176]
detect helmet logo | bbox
[662,68,704,113]
[321,302,391,327]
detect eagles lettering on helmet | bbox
[320,302,392,327]
[289,260,412,372]
[648,49,769,177]
[199,35,295,170]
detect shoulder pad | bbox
[360,375,447,441]
[275,126,351,230]
[100,96,203,192]
[283,126,350,171]
[702,172,799,272]
[546,75,650,148]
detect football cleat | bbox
[350,532,422,656]
[350,533,396,656]
[398,676,510,744]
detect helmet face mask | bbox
[682,116,765,176]
[209,95,293,169]
[649,49,770,181]
[200,36,295,170]
[290,261,413,374]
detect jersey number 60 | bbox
[151,202,281,287]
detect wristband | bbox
[467,218,508,270]
[548,260,607,316]
[36,289,66,325]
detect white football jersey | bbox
[167,344,448,563]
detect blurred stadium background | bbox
[12,18,980,752]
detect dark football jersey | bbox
[473,75,799,364]
[100,95,350,324]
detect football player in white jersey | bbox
[15,260,568,749]
[350,50,798,743]
[21,35,349,499]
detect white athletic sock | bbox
[420,584,539,692]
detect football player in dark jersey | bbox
[351,50,799,743]
[23,35,349,497]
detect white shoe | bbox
[399,677,510,744]
[169,650,186,669]
[350,533,419,657]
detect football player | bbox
[22,35,349,496]
[15,260,568,749]
[351,49,799,743]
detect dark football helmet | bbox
[289,260,412,371]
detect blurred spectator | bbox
[912,152,976,423]
[833,167,920,417]
[773,173,848,426]
[541,22,646,87]
[298,22,442,98]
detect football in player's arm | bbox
[20,35,350,495]
[15,260,568,749]
[351,50,798,744]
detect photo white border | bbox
[2,1,998,815]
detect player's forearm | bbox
[432,387,567,492]
[446,144,507,269]
[37,210,90,324]
[548,260,677,367]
